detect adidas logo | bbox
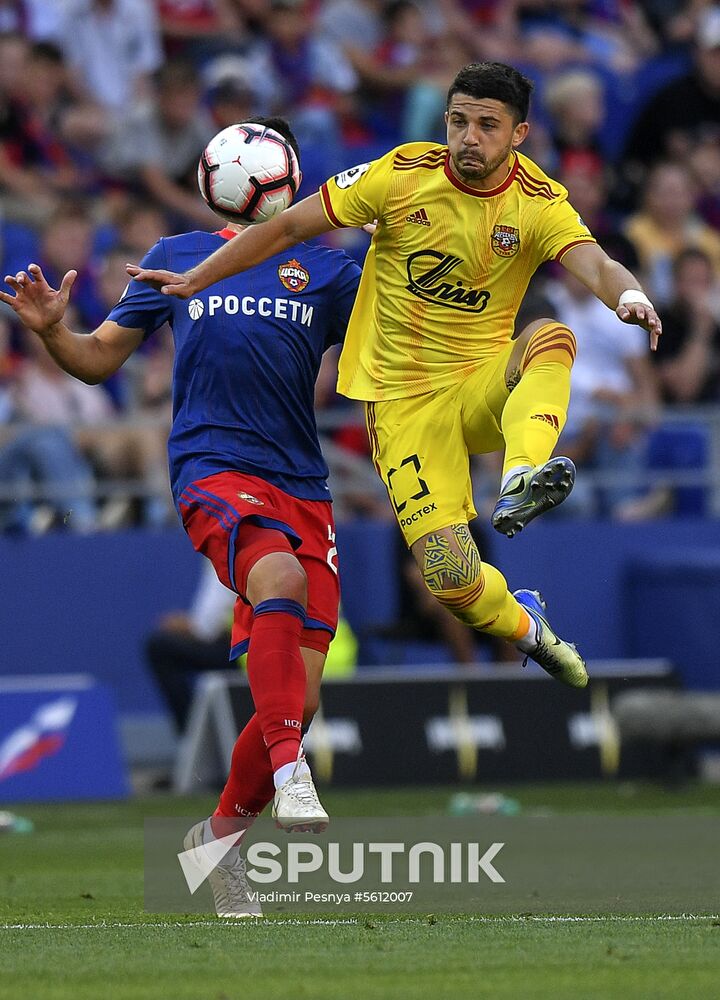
[406,207,431,227]
[530,413,560,430]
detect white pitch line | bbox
[467,914,720,923]
[0,918,360,929]
[0,915,717,930]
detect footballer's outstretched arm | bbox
[560,242,662,350]
[0,264,143,384]
[127,192,333,297]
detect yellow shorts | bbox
[365,345,513,547]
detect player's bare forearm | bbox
[561,243,662,349]
[36,321,136,384]
[591,257,642,310]
[127,193,333,297]
[1,264,142,382]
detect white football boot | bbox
[272,757,329,833]
[182,820,262,918]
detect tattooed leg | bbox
[412,523,527,639]
[421,524,481,592]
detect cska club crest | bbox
[278,259,310,292]
[237,492,264,506]
[491,225,520,258]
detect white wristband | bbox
[618,289,654,310]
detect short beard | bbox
[453,146,512,182]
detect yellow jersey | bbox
[319,143,595,401]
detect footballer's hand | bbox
[362,219,378,236]
[616,300,662,351]
[0,264,76,334]
[126,264,195,298]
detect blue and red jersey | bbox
[108,229,360,505]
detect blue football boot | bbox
[492,457,576,538]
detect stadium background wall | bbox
[1,519,719,717]
[208,665,677,785]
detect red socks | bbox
[213,713,274,831]
[212,598,307,834]
[244,598,306,772]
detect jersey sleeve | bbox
[325,252,362,347]
[106,240,173,338]
[533,195,597,264]
[319,149,396,228]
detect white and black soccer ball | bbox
[197,123,301,225]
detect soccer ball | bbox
[197,123,301,225]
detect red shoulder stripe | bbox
[515,175,554,201]
[555,239,596,262]
[516,164,557,198]
[395,149,446,164]
[320,183,344,228]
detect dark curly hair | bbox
[447,62,534,124]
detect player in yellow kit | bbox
[127,63,661,689]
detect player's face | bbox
[445,96,528,188]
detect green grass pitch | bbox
[2,784,720,999]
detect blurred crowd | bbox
[1,0,720,534]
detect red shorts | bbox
[178,471,339,658]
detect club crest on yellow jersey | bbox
[491,225,520,258]
[278,259,309,292]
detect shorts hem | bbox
[399,512,476,548]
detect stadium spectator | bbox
[145,559,236,736]
[100,60,217,230]
[402,34,474,143]
[38,200,104,330]
[114,200,171,264]
[318,0,383,52]
[653,248,720,405]
[690,131,720,229]
[4,328,113,532]
[623,5,720,176]
[207,76,255,131]
[0,426,98,534]
[346,0,427,139]
[0,39,98,221]
[558,155,639,270]
[545,265,659,518]
[252,0,358,146]
[156,0,244,60]
[12,241,172,531]
[0,1,64,40]
[624,161,720,306]
[634,0,705,48]
[57,0,163,114]
[542,68,606,176]
[514,0,654,75]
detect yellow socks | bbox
[501,323,576,478]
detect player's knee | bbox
[247,552,307,607]
[522,321,576,372]
[517,317,556,345]
[431,566,488,627]
[420,550,482,595]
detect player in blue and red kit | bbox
[1,119,361,916]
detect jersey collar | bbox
[443,152,518,197]
[214,228,237,240]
